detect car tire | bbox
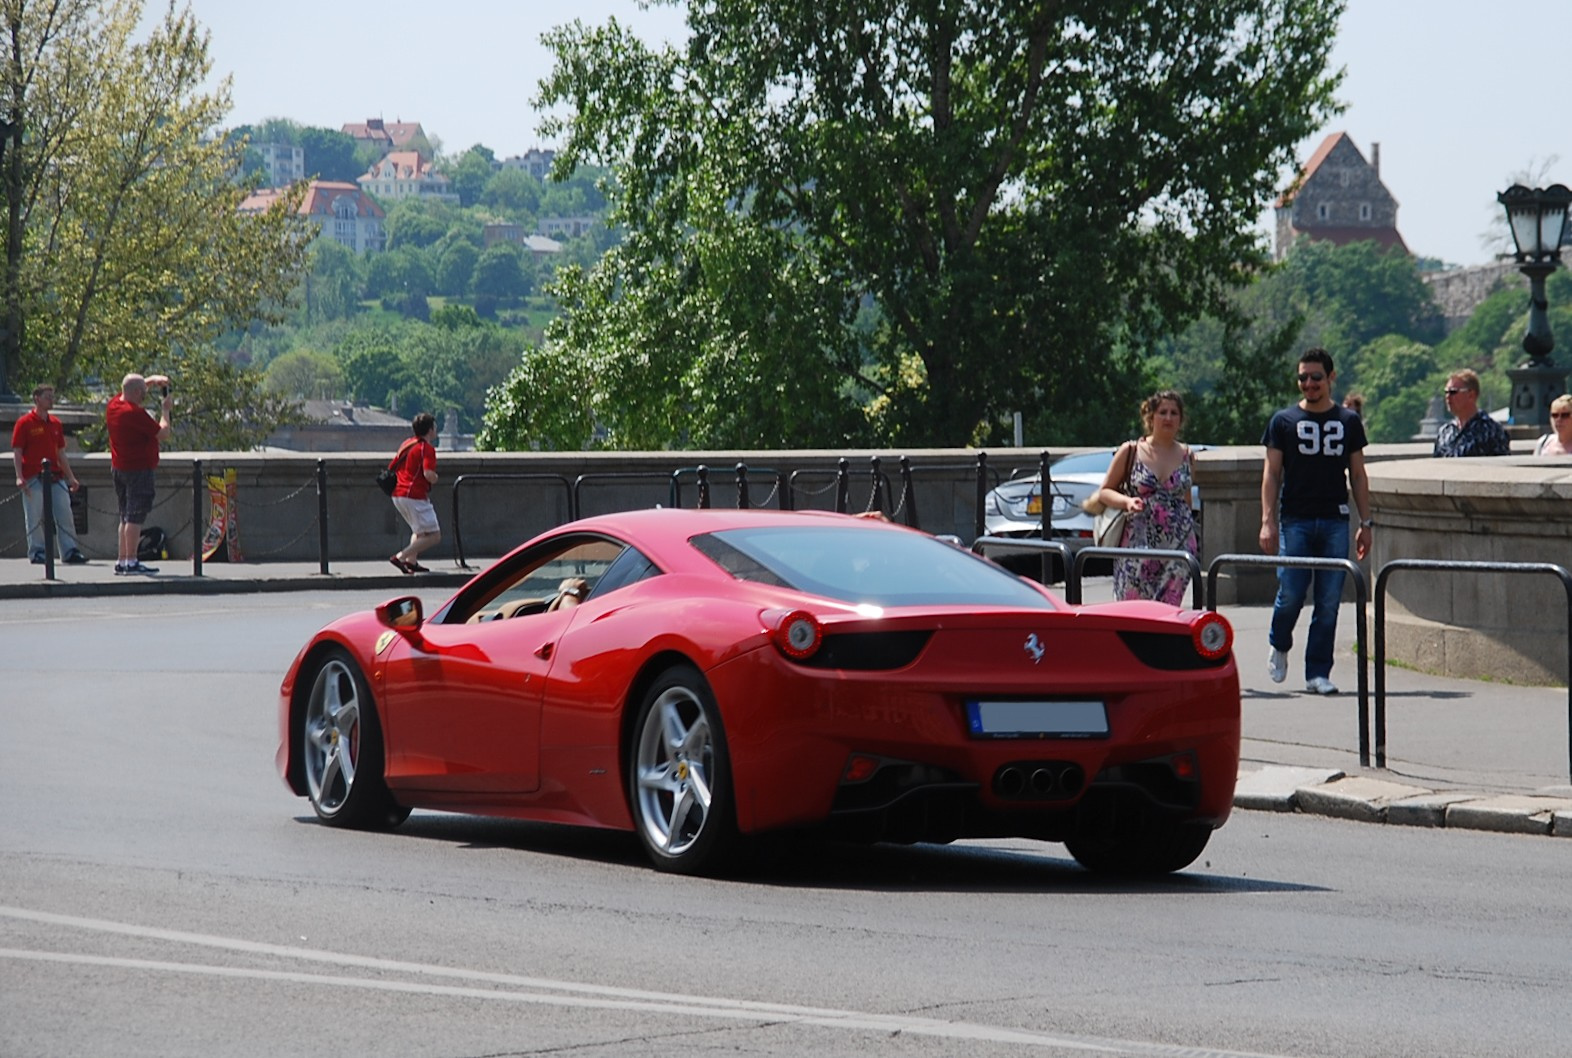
[301,648,409,830]
[629,664,738,875]
[1064,821,1211,876]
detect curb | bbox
[1235,766,1572,838]
[0,571,471,600]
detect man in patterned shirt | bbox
[1433,370,1511,457]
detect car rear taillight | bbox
[1190,612,1232,660]
[763,608,822,660]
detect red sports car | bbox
[277,508,1239,875]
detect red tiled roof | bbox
[238,181,384,218]
[341,119,425,150]
[1274,131,1350,208]
[300,181,385,218]
[238,187,284,213]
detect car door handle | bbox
[534,642,554,659]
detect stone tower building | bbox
[1274,132,1409,260]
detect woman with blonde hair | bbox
[1092,389,1197,604]
[1535,394,1572,456]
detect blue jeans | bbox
[1269,517,1349,681]
[19,475,81,561]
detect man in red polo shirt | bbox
[11,382,85,565]
[105,373,172,575]
[388,411,440,573]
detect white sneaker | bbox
[1267,647,1287,684]
[1306,676,1339,695]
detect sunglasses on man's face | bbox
[1444,387,1468,396]
[1297,372,1326,383]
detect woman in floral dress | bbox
[1092,390,1197,605]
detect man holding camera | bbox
[105,373,172,575]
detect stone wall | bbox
[8,444,1568,686]
[1194,442,1572,685]
[1423,259,1519,332]
[0,449,1022,568]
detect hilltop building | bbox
[341,117,432,160]
[1274,132,1409,261]
[358,150,459,204]
[501,148,556,179]
[239,181,386,254]
[481,223,563,257]
[265,401,475,452]
[254,143,305,188]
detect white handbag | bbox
[1094,443,1137,548]
[1094,506,1129,548]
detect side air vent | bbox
[794,630,932,671]
[1117,631,1229,671]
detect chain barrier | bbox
[213,475,321,557]
[888,475,911,519]
[231,476,318,507]
[0,489,37,554]
[749,478,781,509]
[237,514,323,558]
[787,475,841,499]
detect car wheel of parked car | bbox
[630,665,738,874]
[1064,820,1212,876]
[302,649,409,830]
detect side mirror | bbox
[376,596,424,630]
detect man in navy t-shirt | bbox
[1259,348,1372,695]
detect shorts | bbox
[113,468,157,524]
[392,495,440,535]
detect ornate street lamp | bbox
[1497,182,1572,429]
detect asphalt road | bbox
[1,592,1567,1058]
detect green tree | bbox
[472,242,527,302]
[435,237,480,297]
[340,329,420,411]
[382,198,452,250]
[1274,239,1443,378]
[264,347,344,400]
[301,239,364,324]
[365,245,435,301]
[1353,334,1438,442]
[448,145,496,208]
[486,1,1342,450]
[298,125,363,183]
[0,0,308,447]
[479,167,542,217]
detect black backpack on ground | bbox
[138,526,170,561]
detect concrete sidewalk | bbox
[3,555,1568,838]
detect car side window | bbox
[448,537,631,624]
[588,545,661,599]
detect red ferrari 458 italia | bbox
[277,508,1239,875]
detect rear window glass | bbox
[691,525,1054,609]
[1050,450,1115,475]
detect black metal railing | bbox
[1206,553,1370,767]
[450,472,574,569]
[1073,546,1204,610]
[1373,559,1572,779]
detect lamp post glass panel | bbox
[1498,183,1572,428]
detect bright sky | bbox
[178,0,1571,268]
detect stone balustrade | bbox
[6,443,1568,685]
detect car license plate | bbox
[1026,493,1042,515]
[965,699,1108,739]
